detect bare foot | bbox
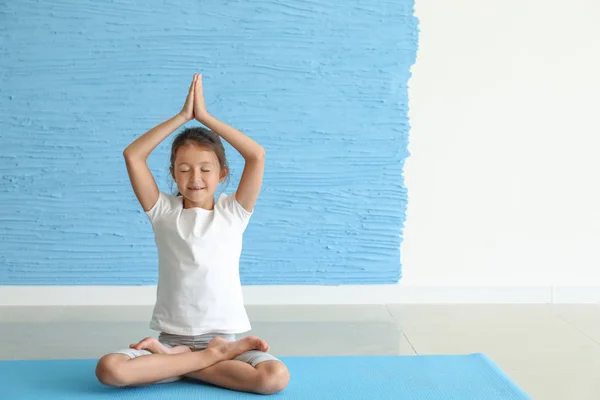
[129,337,178,355]
[207,336,269,359]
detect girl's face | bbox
[171,144,226,208]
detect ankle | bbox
[203,346,227,361]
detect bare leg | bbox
[185,360,290,395]
[96,336,268,387]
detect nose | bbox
[190,169,203,183]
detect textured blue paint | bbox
[0,0,418,285]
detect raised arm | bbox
[123,75,197,211]
[193,74,265,213]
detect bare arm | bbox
[194,75,265,212]
[123,114,189,162]
[123,75,197,211]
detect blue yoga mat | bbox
[0,354,530,399]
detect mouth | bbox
[188,187,205,192]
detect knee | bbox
[95,355,130,387]
[256,362,290,395]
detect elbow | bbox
[253,147,266,160]
[123,148,148,163]
[242,147,265,162]
[123,148,138,161]
[122,149,139,164]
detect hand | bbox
[179,74,197,122]
[194,74,210,123]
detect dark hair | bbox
[169,127,230,195]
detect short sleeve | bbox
[219,191,253,231]
[145,192,179,223]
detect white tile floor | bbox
[1,304,599,399]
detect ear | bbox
[219,166,228,183]
[170,166,175,180]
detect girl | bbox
[95,74,290,395]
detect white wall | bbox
[403,0,600,289]
[2,0,599,305]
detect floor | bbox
[1,304,599,399]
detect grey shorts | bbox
[112,332,279,383]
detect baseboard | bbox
[1,284,598,305]
[552,286,600,303]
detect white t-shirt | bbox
[145,191,253,336]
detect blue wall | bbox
[0,0,418,285]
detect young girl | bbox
[95,74,290,395]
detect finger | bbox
[188,75,196,94]
[195,78,203,98]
